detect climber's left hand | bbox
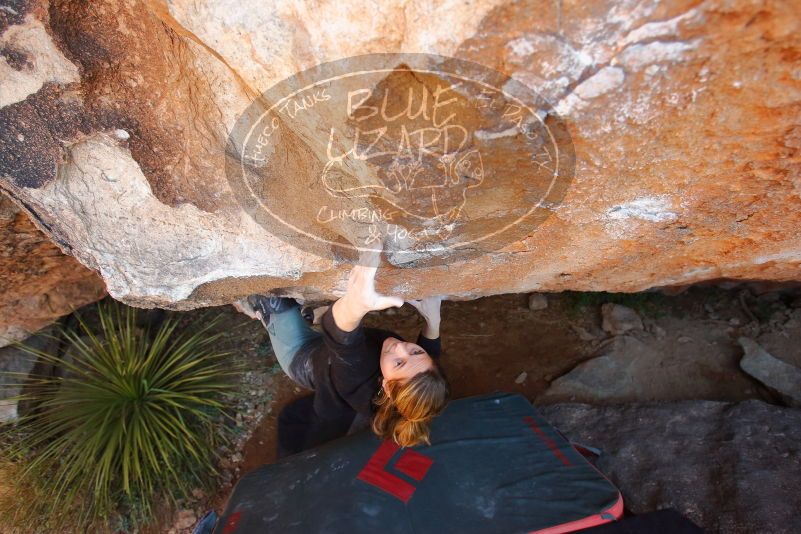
[332,251,403,332]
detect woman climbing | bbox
[246,256,449,457]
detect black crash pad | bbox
[214,392,623,533]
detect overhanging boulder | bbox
[1,0,799,311]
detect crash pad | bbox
[214,392,623,533]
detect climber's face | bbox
[380,337,433,382]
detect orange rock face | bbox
[0,194,105,345]
[0,0,799,316]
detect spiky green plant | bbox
[0,301,241,532]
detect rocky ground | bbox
[3,281,800,532]
[541,399,801,533]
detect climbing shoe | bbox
[246,294,299,320]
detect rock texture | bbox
[0,193,105,346]
[1,0,800,309]
[537,328,760,404]
[753,308,801,369]
[540,400,801,534]
[527,293,548,311]
[739,336,801,407]
[600,303,643,335]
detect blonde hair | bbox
[372,369,449,448]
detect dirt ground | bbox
[225,283,799,467]
[172,281,801,530]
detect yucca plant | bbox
[0,300,242,532]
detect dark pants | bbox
[263,307,371,457]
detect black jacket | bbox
[277,307,441,457]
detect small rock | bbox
[601,303,643,335]
[570,324,598,341]
[769,310,788,324]
[741,321,762,338]
[678,336,692,343]
[601,302,643,336]
[652,324,667,339]
[515,371,528,384]
[729,317,741,326]
[174,509,197,530]
[527,293,548,311]
[739,337,801,407]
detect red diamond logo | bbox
[357,441,435,503]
